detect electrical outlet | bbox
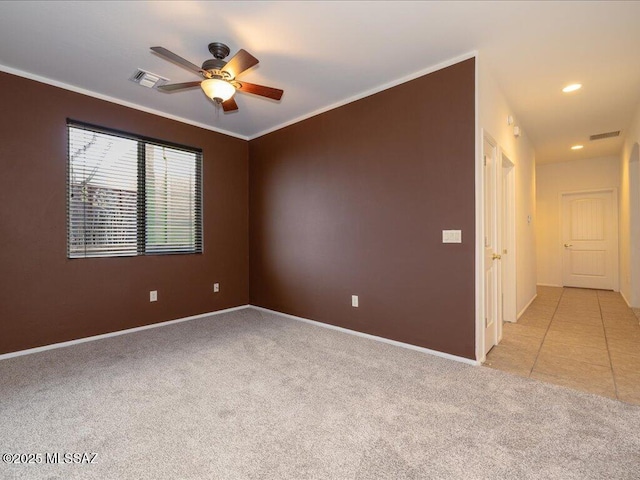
[150,290,157,302]
[352,295,359,308]
[213,283,220,293]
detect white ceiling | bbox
[0,1,639,163]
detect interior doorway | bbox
[561,189,618,290]
[483,134,500,355]
[501,153,516,323]
[629,143,640,306]
[482,132,517,355]
[482,133,516,355]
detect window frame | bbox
[66,119,203,258]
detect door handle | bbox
[564,243,573,248]
[492,253,502,260]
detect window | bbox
[67,122,202,258]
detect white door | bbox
[561,190,618,290]
[483,137,500,355]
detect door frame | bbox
[501,152,516,323]
[479,131,504,358]
[477,130,517,361]
[559,187,619,291]
[629,143,640,306]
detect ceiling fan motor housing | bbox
[208,42,230,59]
[202,58,227,72]
[203,43,231,76]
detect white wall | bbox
[619,100,640,306]
[477,56,538,318]
[536,156,620,287]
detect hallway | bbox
[485,286,640,405]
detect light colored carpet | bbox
[1,308,639,480]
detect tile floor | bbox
[485,286,640,405]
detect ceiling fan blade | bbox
[222,97,239,112]
[236,81,283,101]
[222,49,259,78]
[157,81,202,92]
[151,46,207,77]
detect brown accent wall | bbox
[249,59,476,359]
[0,72,249,355]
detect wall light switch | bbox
[442,230,462,243]
[352,295,359,308]
[213,283,220,293]
[150,290,158,302]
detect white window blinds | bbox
[67,122,202,258]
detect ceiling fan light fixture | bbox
[201,78,236,102]
[152,43,281,113]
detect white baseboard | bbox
[251,306,480,366]
[536,283,563,288]
[618,290,640,308]
[618,292,640,324]
[517,293,538,320]
[0,305,251,361]
[620,290,631,307]
[2,304,482,367]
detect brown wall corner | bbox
[0,72,250,355]
[0,58,476,359]
[248,59,476,359]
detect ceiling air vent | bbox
[589,130,621,141]
[129,69,168,89]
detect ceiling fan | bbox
[151,42,283,112]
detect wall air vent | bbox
[129,69,168,89]
[589,130,621,141]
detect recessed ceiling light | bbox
[571,145,584,150]
[562,83,582,93]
